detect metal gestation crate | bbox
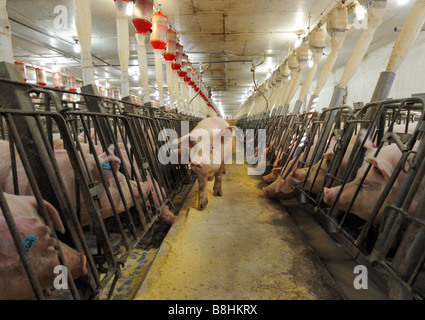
[0,61,200,300]
[296,97,425,299]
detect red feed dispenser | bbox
[150,10,168,107]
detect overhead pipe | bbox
[114,0,130,97]
[74,0,94,85]
[0,0,14,63]
[329,0,387,109]
[150,10,168,108]
[296,26,326,113]
[132,0,153,105]
[307,4,348,112]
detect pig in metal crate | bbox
[301,97,425,299]
[0,62,199,300]
[274,106,353,201]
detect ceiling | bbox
[5,0,415,118]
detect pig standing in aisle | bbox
[177,117,235,210]
[0,193,88,300]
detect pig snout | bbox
[59,241,89,279]
[262,186,272,198]
[158,205,177,225]
[190,161,204,172]
[323,187,337,205]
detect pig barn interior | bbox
[1,0,425,302]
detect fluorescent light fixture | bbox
[294,37,302,49]
[355,2,367,20]
[218,104,225,118]
[73,40,81,53]
[308,59,314,68]
[398,0,409,5]
[126,1,134,16]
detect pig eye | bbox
[362,182,369,187]
[374,166,384,178]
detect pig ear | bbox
[219,126,235,142]
[98,145,122,186]
[365,157,392,180]
[25,197,66,234]
[277,176,296,192]
[324,151,334,161]
[98,145,121,167]
[359,129,377,151]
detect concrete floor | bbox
[133,162,344,300]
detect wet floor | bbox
[280,199,388,300]
[133,162,345,300]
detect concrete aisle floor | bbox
[133,162,344,300]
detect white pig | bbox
[177,117,235,210]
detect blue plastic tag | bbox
[101,161,112,170]
[23,235,38,254]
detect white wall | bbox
[298,31,425,111]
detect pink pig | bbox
[0,193,88,300]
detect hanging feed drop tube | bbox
[307,3,348,112]
[74,0,95,85]
[276,61,290,115]
[329,0,387,109]
[288,40,309,114]
[132,0,153,105]
[296,26,326,114]
[172,43,183,113]
[178,54,189,114]
[114,0,130,97]
[281,53,299,115]
[14,61,27,82]
[164,29,177,111]
[36,67,46,86]
[150,10,168,108]
[53,72,62,88]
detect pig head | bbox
[0,193,88,300]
